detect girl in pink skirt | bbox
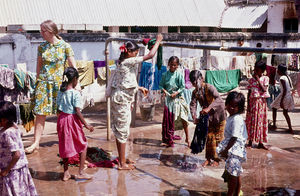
[56,67,94,181]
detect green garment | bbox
[148,39,163,70]
[255,52,267,63]
[14,69,26,89]
[159,70,185,96]
[205,69,241,93]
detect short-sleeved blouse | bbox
[57,89,82,114]
[33,40,74,115]
[0,126,28,170]
[112,57,144,89]
[247,76,270,98]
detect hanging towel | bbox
[146,39,163,70]
[19,103,35,132]
[190,114,209,154]
[205,69,240,93]
[75,60,95,87]
[14,69,26,89]
[0,66,15,89]
[93,60,106,79]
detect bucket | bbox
[140,105,155,121]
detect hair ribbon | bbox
[119,44,127,53]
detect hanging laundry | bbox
[0,66,15,89]
[210,56,232,70]
[143,39,163,70]
[74,60,95,87]
[272,55,288,67]
[245,55,256,78]
[93,60,105,79]
[184,68,193,89]
[139,62,167,90]
[205,69,241,93]
[14,69,26,89]
[288,54,299,71]
[19,103,35,132]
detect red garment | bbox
[57,112,87,158]
[246,97,268,143]
[266,65,276,85]
[142,38,151,46]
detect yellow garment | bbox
[75,60,95,87]
[24,120,35,132]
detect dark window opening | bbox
[180,26,200,33]
[131,26,158,33]
[283,18,298,33]
[119,26,129,32]
[168,27,178,33]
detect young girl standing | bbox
[56,67,94,181]
[217,91,248,196]
[111,34,163,170]
[0,101,38,195]
[270,64,294,133]
[159,56,190,147]
[246,61,269,150]
[189,70,226,167]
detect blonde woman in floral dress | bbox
[25,20,77,154]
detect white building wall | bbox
[268,1,285,33]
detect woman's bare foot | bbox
[118,164,135,170]
[75,173,93,180]
[25,144,39,154]
[62,171,71,181]
[210,161,219,167]
[202,160,211,167]
[257,143,268,150]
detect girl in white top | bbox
[111,34,163,170]
[270,64,294,133]
[217,91,247,196]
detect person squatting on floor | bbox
[56,67,94,181]
[0,101,38,196]
[270,64,294,134]
[246,60,269,150]
[217,91,248,196]
[189,70,226,167]
[159,56,190,148]
[110,34,163,170]
[26,20,77,154]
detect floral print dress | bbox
[0,126,37,196]
[33,40,74,115]
[246,76,270,143]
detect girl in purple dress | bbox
[0,101,38,196]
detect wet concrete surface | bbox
[22,103,300,196]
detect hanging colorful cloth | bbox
[143,38,163,70]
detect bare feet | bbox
[118,164,135,170]
[269,125,277,130]
[62,172,71,181]
[202,160,211,167]
[75,173,93,180]
[257,143,268,150]
[210,161,219,167]
[25,145,39,154]
[246,140,252,148]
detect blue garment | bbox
[139,62,167,90]
[57,89,82,114]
